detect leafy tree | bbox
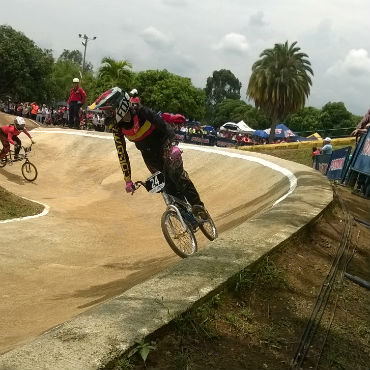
[59,49,83,65]
[98,57,133,90]
[133,69,205,120]
[319,102,358,137]
[205,69,241,121]
[247,41,313,142]
[212,99,268,129]
[0,25,54,102]
[286,106,322,134]
[50,59,81,103]
[58,49,93,73]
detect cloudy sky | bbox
[1,0,369,115]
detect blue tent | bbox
[273,123,296,139]
[253,129,269,138]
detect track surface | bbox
[0,117,289,353]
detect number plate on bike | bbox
[145,171,165,193]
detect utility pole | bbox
[78,34,97,73]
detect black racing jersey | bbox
[112,105,175,182]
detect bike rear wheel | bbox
[21,161,38,181]
[161,209,197,258]
[194,206,218,241]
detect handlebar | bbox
[134,180,145,190]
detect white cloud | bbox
[214,33,249,54]
[140,27,174,49]
[327,49,370,77]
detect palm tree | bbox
[98,57,133,90]
[247,41,313,142]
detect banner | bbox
[188,133,214,146]
[216,137,236,147]
[351,129,370,175]
[174,130,186,142]
[326,146,351,180]
[313,154,332,175]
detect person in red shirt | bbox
[67,77,86,129]
[30,102,39,120]
[0,117,34,161]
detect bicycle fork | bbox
[162,193,189,232]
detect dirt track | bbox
[0,114,290,353]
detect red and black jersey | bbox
[112,106,175,182]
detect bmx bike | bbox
[0,144,38,182]
[134,171,218,258]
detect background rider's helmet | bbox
[14,116,26,131]
[89,87,131,123]
[129,88,138,97]
[73,78,80,83]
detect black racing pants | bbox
[12,136,22,156]
[140,144,203,207]
[68,101,81,129]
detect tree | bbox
[319,102,358,137]
[59,49,83,65]
[133,69,205,120]
[247,41,313,142]
[205,69,241,121]
[97,57,133,90]
[0,25,54,102]
[212,99,268,129]
[286,106,322,134]
[58,49,93,73]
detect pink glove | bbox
[169,146,182,161]
[125,181,135,194]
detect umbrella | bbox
[253,130,269,138]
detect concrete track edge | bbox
[0,163,333,370]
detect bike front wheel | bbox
[161,210,197,258]
[21,161,38,181]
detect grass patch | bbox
[0,185,44,220]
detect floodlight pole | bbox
[78,34,97,73]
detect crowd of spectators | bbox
[0,99,108,132]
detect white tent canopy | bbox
[236,120,255,134]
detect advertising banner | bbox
[189,134,212,146]
[174,130,186,142]
[326,147,351,180]
[216,137,236,147]
[313,154,332,175]
[351,129,370,175]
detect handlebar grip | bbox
[134,181,145,190]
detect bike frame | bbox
[161,191,193,232]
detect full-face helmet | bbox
[89,87,131,123]
[14,117,26,131]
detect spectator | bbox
[320,137,333,155]
[351,108,370,140]
[41,104,47,123]
[30,102,38,120]
[22,103,29,118]
[67,77,86,129]
[36,106,42,123]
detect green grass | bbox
[0,185,44,220]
